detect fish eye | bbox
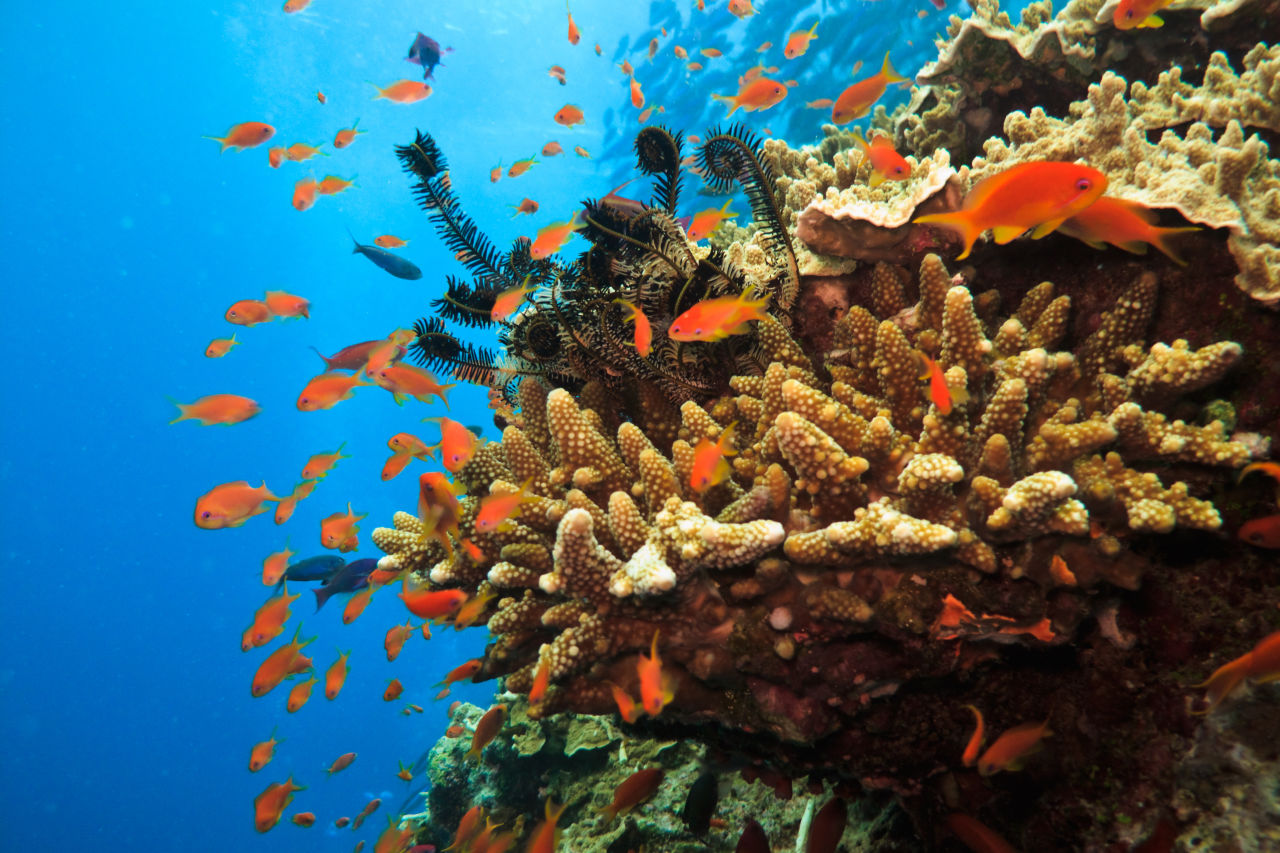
[1075,178,1092,191]
[1124,9,1133,18]
[201,511,211,519]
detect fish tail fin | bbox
[345,226,362,253]
[913,211,981,260]
[1151,225,1201,265]
[167,398,189,425]
[880,51,909,84]
[309,347,336,370]
[1193,656,1250,713]
[201,135,227,151]
[711,93,739,115]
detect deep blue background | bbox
[0,1,986,849]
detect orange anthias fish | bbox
[491,277,537,321]
[326,752,357,775]
[1195,629,1280,712]
[668,289,770,342]
[262,542,292,585]
[554,104,585,126]
[637,630,675,716]
[690,422,738,493]
[264,289,311,319]
[805,98,834,109]
[511,198,540,217]
[286,675,318,713]
[976,717,1052,775]
[400,577,468,621]
[292,812,316,827]
[196,481,280,529]
[296,370,367,411]
[362,330,413,377]
[375,234,407,248]
[608,681,643,723]
[728,0,756,18]
[566,1,581,45]
[282,0,312,12]
[712,76,788,116]
[274,480,317,526]
[916,352,953,415]
[205,333,239,358]
[374,363,455,407]
[466,704,508,761]
[321,503,366,552]
[249,728,283,772]
[451,588,498,630]
[317,175,355,195]
[324,649,351,700]
[225,298,273,326]
[574,145,591,158]
[1114,0,1176,29]
[254,777,305,833]
[292,177,319,212]
[685,199,738,242]
[417,471,464,554]
[851,127,911,187]
[205,121,275,152]
[629,75,645,109]
[373,80,433,103]
[961,704,985,767]
[615,299,653,356]
[170,394,261,426]
[914,161,1108,259]
[435,658,483,692]
[601,768,664,823]
[382,432,439,481]
[944,814,1018,853]
[784,22,819,59]
[526,799,568,853]
[475,479,537,534]
[243,581,300,650]
[284,142,326,162]
[548,65,567,85]
[507,156,538,178]
[396,760,415,781]
[425,418,479,472]
[251,625,315,697]
[301,444,349,480]
[831,52,909,124]
[385,621,417,662]
[343,583,377,625]
[1237,461,1280,488]
[268,146,286,168]
[529,656,551,708]
[530,216,586,260]
[374,816,417,853]
[384,678,404,701]
[542,140,563,156]
[1056,196,1199,264]
[334,120,365,149]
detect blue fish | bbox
[406,33,452,81]
[313,557,378,612]
[349,230,422,280]
[276,555,346,589]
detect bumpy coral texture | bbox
[372,255,1252,759]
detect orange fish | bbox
[601,768,664,822]
[541,141,563,156]
[461,538,487,563]
[373,817,416,853]
[491,277,537,321]
[1237,461,1280,488]
[490,162,503,183]
[615,299,652,356]
[619,59,634,76]
[629,75,645,109]
[914,161,1108,259]
[296,371,367,411]
[712,76,788,115]
[566,2,581,44]
[548,65,567,85]
[851,127,911,187]
[317,175,355,195]
[416,471,464,554]
[396,760,415,781]
[831,52,909,124]
[321,503,365,552]
[400,578,468,621]
[205,121,275,152]
[783,23,818,58]
[326,752,357,776]
[251,625,315,697]
[451,588,498,630]
[466,704,508,760]
[375,234,407,248]
[361,331,413,378]
[728,0,756,18]
[225,298,273,326]
[254,777,305,832]
[554,104,585,126]
[334,120,365,149]
[264,289,311,319]
[301,444,349,480]
[249,727,283,772]
[384,678,405,702]
[1239,514,1280,547]
[805,98,833,109]
[944,814,1018,853]
[382,433,438,481]
[244,580,299,649]
[274,480,317,525]
[373,80,433,103]
[286,675,318,713]
[511,198,540,217]
[608,681,643,723]
[292,812,316,827]
[268,146,286,168]
[690,422,737,493]
[205,333,239,358]
[324,649,351,700]
[343,583,377,624]
[701,48,722,58]
[668,289,769,342]
[284,142,325,162]
[1049,554,1077,586]
[367,566,405,587]
[674,45,688,59]
[282,0,312,11]
[316,90,326,104]
[916,352,952,415]
[1057,196,1199,264]
[637,630,675,716]
[526,799,567,853]
[424,418,479,472]
[687,61,703,71]
[170,394,261,426]
[353,798,381,831]
[961,704,984,767]
[529,215,586,259]
[574,145,591,158]
[1195,629,1280,712]
[529,656,551,707]
[435,658,483,690]
[335,817,351,829]
[196,481,280,529]
[474,479,537,534]
[261,544,296,586]
[976,718,1052,775]
[292,177,319,211]
[385,621,417,662]
[1114,0,1176,29]
[685,199,737,242]
[508,156,538,179]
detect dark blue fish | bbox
[406,33,452,81]
[313,558,377,612]
[682,770,718,836]
[349,230,422,280]
[274,555,346,591]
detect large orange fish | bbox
[712,76,788,116]
[474,479,536,534]
[382,432,439,481]
[976,717,1052,775]
[553,104,585,127]
[1195,629,1280,712]
[637,630,675,716]
[321,503,366,552]
[205,121,275,152]
[243,582,300,650]
[263,289,311,319]
[384,621,418,662]
[1114,0,1176,29]
[417,471,464,553]
[170,394,261,426]
[425,418,480,472]
[342,583,377,625]
[784,22,819,59]
[851,127,911,187]
[685,199,737,242]
[361,333,412,378]
[253,777,305,832]
[434,658,483,691]
[375,234,407,248]
[225,299,273,326]
[383,678,404,702]
[286,675,317,713]
[914,161,1107,259]
[526,799,567,853]
[690,422,737,493]
[1057,196,1199,264]
[251,625,315,697]
[196,481,280,529]
[490,277,537,321]
[529,215,586,259]
[465,704,508,761]
[614,299,652,356]
[668,289,769,342]
[249,727,283,772]
[373,80,433,103]
[296,371,367,411]
[375,364,455,407]
[566,1,581,44]
[292,177,319,212]
[334,119,365,148]
[400,578,468,621]
[601,768,664,822]
[831,52,908,124]
[301,444,349,480]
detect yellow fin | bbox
[991,225,1026,244]
[1030,217,1066,239]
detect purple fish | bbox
[313,558,377,612]
[406,33,452,81]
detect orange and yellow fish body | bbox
[1195,629,1280,712]
[566,3,581,45]
[465,704,508,761]
[460,538,487,563]
[400,578,468,621]
[447,805,485,852]
[383,432,439,480]
[375,234,407,248]
[615,299,653,356]
[542,141,563,156]
[960,704,984,767]
[1114,0,1176,29]
[251,625,315,697]
[685,199,738,242]
[529,655,551,707]
[451,588,498,630]
[851,127,911,187]
[475,479,537,534]
[385,621,417,662]
[1057,196,1199,264]
[511,198,540,217]
[321,503,366,552]
[435,658,483,690]
[396,760,414,782]
[225,298,274,326]
[205,333,239,358]
[526,799,567,853]
[324,649,351,700]
[712,76,788,116]
[286,675,317,713]
[317,175,355,195]
[196,481,280,529]
[668,289,769,342]
[608,681,643,723]
[261,544,295,586]
[254,777,305,832]
[362,333,411,378]
[831,52,908,124]
[914,161,1108,259]
[249,728,283,772]
[784,22,819,59]
[916,352,953,415]
[674,45,688,59]
[490,162,503,183]
[301,443,349,480]
[284,143,326,162]
[274,480,317,526]
[728,0,756,18]
[326,752,357,775]
[373,80,433,103]
[424,418,479,472]
[244,581,299,649]
[264,289,311,319]
[976,717,1052,775]
[384,678,404,702]
[491,277,537,321]
[296,370,367,411]
[553,104,585,127]
[637,630,675,716]
[416,471,464,553]
[381,452,430,482]
[292,177,319,211]
[630,75,645,109]
[334,120,365,149]
[205,121,275,152]
[170,394,261,426]
[508,156,538,178]
[701,48,722,58]
[690,422,738,493]
[375,364,455,407]
[373,817,416,853]
[601,767,664,822]
[343,583,377,624]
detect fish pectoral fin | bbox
[1029,217,1067,239]
[1117,241,1150,255]
[991,225,1027,244]
[1141,14,1164,27]
[868,171,884,188]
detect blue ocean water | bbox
[0,1,1013,850]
